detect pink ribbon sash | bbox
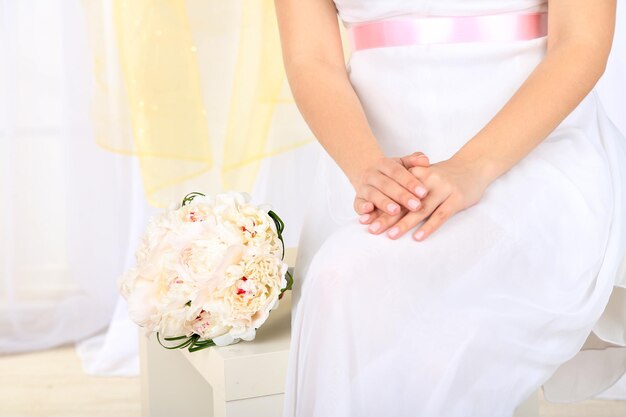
[347,12,548,51]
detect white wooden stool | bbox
[139,288,291,417]
[139,248,539,417]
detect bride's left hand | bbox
[357,156,494,241]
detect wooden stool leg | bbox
[140,333,216,417]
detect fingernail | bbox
[362,202,372,211]
[408,199,420,210]
[359,214,370,223]
[369,221,381,233]
[414,230,425,241]
[415,186,427,198]
[386,203,399,214]
[388,227,399,238]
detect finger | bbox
[357,204,381,225]
[408,165,430,179]
[367,172,423,213]
[378,158,429,199]
[413,196,459,241]
[385,191,446,239]
[397,151,427,166]
[385,209,427,240]
[353,197,374,216]
[360,208,384,226]
[399,152,430,169]
[361,184,403,216]
[366,208,406,235]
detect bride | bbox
[274,0,626,415]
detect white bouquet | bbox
[118,191,293,352]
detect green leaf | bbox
[268,210,286,260]
[187,337,216,352]
[163,335,190,341]
[155,332,221,353]
[181,192,206,207]
[280,269,294,297]
[188,343,215,352]
[157,333,196,350]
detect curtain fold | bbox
[0,0,132,352]
[83,0,316,208]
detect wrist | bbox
[347,148,386,191]
[450,151,501,185]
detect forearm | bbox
[453,40,609,183]
[285,58,384,187]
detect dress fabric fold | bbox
[282,1,626,415]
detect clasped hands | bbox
[352,151,493,241]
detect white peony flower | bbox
[220,255,288,333]
[177,196,216,223]
[118,190,290,350]
[177,237,230,280]
[125,277,160,329]
[158,308,194,338]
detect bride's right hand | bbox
[352,151,431,217]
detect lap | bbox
[299,174,609,355]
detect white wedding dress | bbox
[282,1,626,416]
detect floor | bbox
[0,345,139,417]
[0,345,624,417]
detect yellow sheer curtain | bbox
[81,0,349,207]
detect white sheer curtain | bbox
[1,0,625,401]
[0,0,318,374]
[0,0,134,351]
